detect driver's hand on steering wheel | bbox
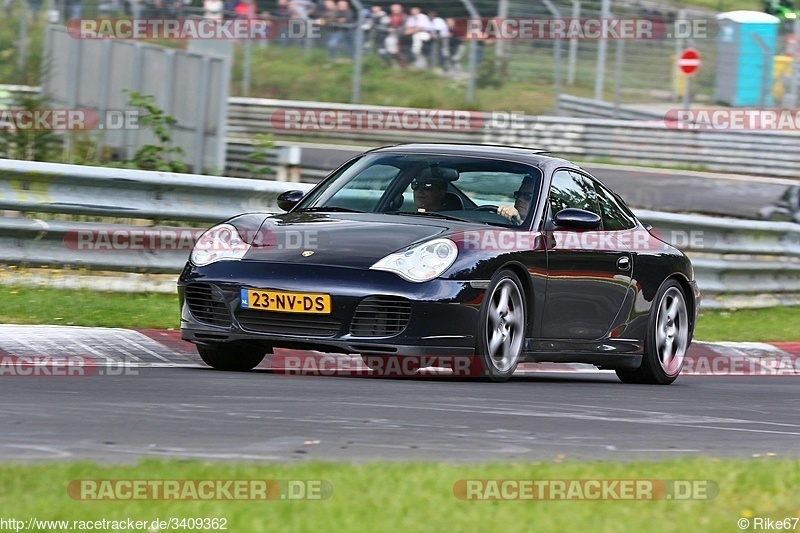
[497,205,522,223]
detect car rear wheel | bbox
[197,342,267,371]
[616,279,689,385]
[477,269,527,382]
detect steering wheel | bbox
[475,205,500,213]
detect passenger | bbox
[497,175,536,224]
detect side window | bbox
[548,170,601,219]
[592,180,637,231]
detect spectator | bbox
[149,0,165,17]
[292,0,314,19]
[364,4,388,54]
[403,6,431,69]
[381,3,406,67]
[445,17,465,72]
[428,10,449,70]
[167,0,190,17]
[223,0,237,18]
[234,0,256,18]
[67,0,83,19]
[128,0,144,18]
[204,0,224,19]
[275,0,291,18]
[316,0,338,43]
[327,0,353,59]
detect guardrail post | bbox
[276,145,302,182]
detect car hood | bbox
[243,212,451,268]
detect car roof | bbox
[368,143,578,170]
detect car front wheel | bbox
[616,279,689,385]
[477,269,527,382]
[197,342,267,371]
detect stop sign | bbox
[679,48,701,76]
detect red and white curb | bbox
[0,325,798,376]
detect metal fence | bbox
[1,158,799,307]
[7,0,800,112]
[42,25,230,173]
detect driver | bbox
[497,175,536,224]
[412,175,449,212]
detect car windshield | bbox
[295,153,543,227]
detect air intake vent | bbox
[350,296,411,337]
[236,310,342,337]
[185,283,232,327]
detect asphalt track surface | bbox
[2,359,800,462]
[296,145,795,219]
[1,326,799,463]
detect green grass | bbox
[1,284,799,342]
[0,458,798,531]
[0,284,179,329]
[693,306,800,343]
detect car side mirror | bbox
[553,208,601,229]
[277,190,305,212]
[643,223,653,231]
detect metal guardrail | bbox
[4,85,800,179]
[1,159,800,308]
[557,95,665,121]
[225,97,800,178]
[0,158,312,222]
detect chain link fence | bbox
[4,0,800,112]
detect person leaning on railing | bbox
[326,0,354,59]
[233,0,256,19]
[427,10,449,71]
[203,0,223,19]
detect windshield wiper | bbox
[384,210,474,223]
[296,206,364,213]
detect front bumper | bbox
[178,261,483,356]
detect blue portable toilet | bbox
[714,10,780,106]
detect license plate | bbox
[240,289,331,314]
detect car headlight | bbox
[190,223,251,266]
[370,238,458,282]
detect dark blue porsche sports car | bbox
[179,144,700,384]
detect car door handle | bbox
[617,256,631,271]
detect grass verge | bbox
[692,306,800,343]
[0,285,179,329]
[0,285,799,342]
[0,458,797,532]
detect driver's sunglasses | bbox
[514,191,534,201]
[411,180,445,191]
